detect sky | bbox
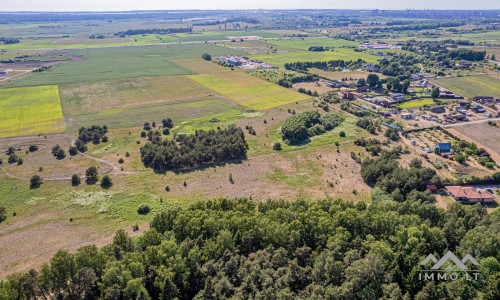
[2,0,499,12]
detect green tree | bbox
[85,166,98,184]
[366,73,380,88]
[101,175,113,188]
[71,174,81,186]
[30,175,43,189]
[431,87,440,99]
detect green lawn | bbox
[249,48,380,67]
[431,75,500,99]
[0,85,65,137]
[5,43,245,87]
[188,72,310,110]
[398,99,436,109]
[64,96,246,131]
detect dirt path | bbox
[443,117,500,127]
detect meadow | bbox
[59,75,213,114]
[188,71,310,110]
[265,38,360,50]
[5,43,245,87]
[249,48,380,67]
[398,98,436,109]
[431,75,500,99]
[0,85,64,137]
[64,96,246,131]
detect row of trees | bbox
[284,59,350,71]
[140,125,248,171]
[281,111,343,145]
[2,196,499,299]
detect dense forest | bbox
[1,196,499,299]
[140,125,248,171]
[281,111,343,145]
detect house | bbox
[390,93,405,101]
[460,61,473,66]
[446,186,495,203]
[430,106,446,114]
[473,106,485,113]
[435,143,451,153]
[454,114,468,121]
[426,185,438,192]
[357,86,370,93]
[380,111,392,117]
[342,92,355,100]
[458,102,468,107]
[400,113,414,120]
[364,64,379,72]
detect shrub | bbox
[101,175,113,188]
[162,128,170,135]
[118,158,124,164]
[71,174,81,186]
[17,158,23,165]
[273,142,282,151]
[125,152,130,157]
[137,203,151,215]
[85,166,98,184]
[202,53,212,61]
[8,153,18,164]
[68,146,78,156]
[29,145,39,152]
[56,148,66,159]
[30,175,43,189]
[165,185,170,192]
[339,131,346,137]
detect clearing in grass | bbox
[398,99,436,109]
[0,85,64,137]
[188,71,310,110]
[59,75,213,114]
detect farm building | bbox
[473,96,496,103]
[445,186,495,203]
[435,143,451,153]
[430,106,446,114]
[473,106,486,113]
[400,113,414,120]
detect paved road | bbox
[442,117,500,128]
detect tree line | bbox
[1,195,499,299]
[140,125,248,172]
[115,27,192,36]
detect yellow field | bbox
[188,71,310,110]
[0,85,65,137]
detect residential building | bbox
[342,92,355,100]
[446,186,495,203]
[390,93,405,101]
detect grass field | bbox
[309,69,384,81]
[188,71,310,110]
[0,85,64,137]
[249,48,379,67]
[431,75,500,99]
[64,96,246,131]
[398,99,436,109]
[265,38,360,50]
[59,75,213,114]
[6,43,245,87]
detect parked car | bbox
[486,188,495,195]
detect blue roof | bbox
[436,143,451,151]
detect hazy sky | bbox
[2,0,499,11]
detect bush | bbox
[8,153,18,164]
[85,166,98,184]
[165,185,170,192]
[118,158,124,164]
[17,158,23,165]
[71,174,81,186]
[273,142,282,151]
[162,128,170,135]
[30,175,43,189]
[29,145,38,152]
[485,162,495,169]
[339,131,346,137]
[202,53,211,61]
[454,154,466,164]
[101,175,113,188]
[68,146,78,156]
[56,148,66,159]
[137,203,151,215]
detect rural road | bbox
[442,117,500,128]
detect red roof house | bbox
[445,186,495,203]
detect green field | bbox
[64,96,246,131]
[188,72,310,110]
[0,85,65,137]
[265,38,360,50]
[431,75,500,99]
[59,75,213,114]
[398,99,436,109]
[6,43,245,87]
[249,48,380,67]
